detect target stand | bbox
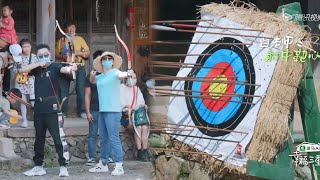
[246,3,320,180]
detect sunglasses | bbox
[38,54,50,59]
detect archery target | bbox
[185,37,255,137]
[167,13,282,166]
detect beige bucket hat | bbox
[93,52,123,73]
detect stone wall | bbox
[12,132,136,166]
[154,155,211,180]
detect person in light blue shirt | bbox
[89,52,133,176]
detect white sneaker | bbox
[21,121,28,128]
[0,124,10,130]
[59,166,69,177]
[111,163,124,176]
[24,166,46,176]
[86,158,96,166]
[89,163,109,173]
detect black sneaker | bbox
[137,149,142,161]
[86,158,96,166]
[141,149,149,162]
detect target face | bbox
[185,37,255,137]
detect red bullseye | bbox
[200,62,235,111]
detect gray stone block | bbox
[0,130,6,137]
[7,128,36,138]
[0,138,18,158]
[0,157,10,170]
[21,148,33,159]
[67,137,77,146]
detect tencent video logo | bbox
[296,142,320,153]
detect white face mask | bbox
[37,48,51,63]
[146,79,155,88]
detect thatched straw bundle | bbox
[156,2,312,177]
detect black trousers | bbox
[33,112,67,166]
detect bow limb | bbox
[56,20,75,64]
[6,91,33,109]
[114,24,136,108]
[114,25,138,137]
[114,24,132,69]
[56,20,71,41]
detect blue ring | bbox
[192,49,245,125]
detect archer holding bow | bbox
[89,52,134,176]
[21,44,77,177]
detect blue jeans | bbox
[0,113,10,126]
[88,111,112,161]
[99,112,123,163]
[59,66,86,114]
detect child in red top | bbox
[0,5,17,49]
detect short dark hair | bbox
[36,44,50,52]
[9,88,22,98]
[2,4,13,11]
[66,21,76,28]
[93,50,104,59]
[19,38,31,47]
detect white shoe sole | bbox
[111,171,124,176]
[86,162,95,166]
[111,173,124,176]
[89,170,109,173]
[24,171,46,176]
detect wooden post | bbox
[36,0,56,59]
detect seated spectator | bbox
[121,73,150,162]
[0,88,22,130]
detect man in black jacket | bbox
[20,44,77,177]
